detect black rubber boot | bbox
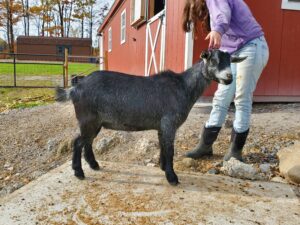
[224,128,249,162]
[185,126,221,159]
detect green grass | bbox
[0,88,55,112]
[0,62,99,87]
[0,62,99,111]
[0,62,99,76]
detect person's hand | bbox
[205,31,222,49]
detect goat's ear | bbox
[231,56,247,63]
[200,50,211,60]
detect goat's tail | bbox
[55,87,72,102]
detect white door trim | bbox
[184,31,194,70]
[160,5,167,72]
[99,34,104,70]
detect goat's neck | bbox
[182,61,211,104]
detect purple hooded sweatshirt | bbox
[206,0,264,53]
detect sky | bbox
[0,0,114,47]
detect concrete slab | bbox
[0,161,299,225]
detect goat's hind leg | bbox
[83,125,102,171]
[73,119,101,179]
[84,142,100,170]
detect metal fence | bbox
[0,52,102,88]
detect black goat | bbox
[56,49,246,185]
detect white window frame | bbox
[130,0,146,27]
[120,9,126,44]
[108,27,112,52]
[282,0,300,10]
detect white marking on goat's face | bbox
[216,66,233,85]
[201,50,233,85]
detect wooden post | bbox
[64,48,69,88]
[104,50,108,70]
[13,53,16,87]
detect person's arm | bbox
[205,0,232,49]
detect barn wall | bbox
[193,0,300,100]
[18,44,57,55]
[102,0,187,75]
[102,1,147,76]
[164,0,186,73]
[17,37,92,61]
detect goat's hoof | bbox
[166,172,179,186]
[169,180,180,186]
[90,161,100,171]
[74,170,85,180]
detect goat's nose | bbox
[226,73,233,80]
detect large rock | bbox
[221,158,266,180]
[95,131,133,155]
[56,139,73,157]
[277,142,300,184]
[134,138,158,154]
[95,136,116,155]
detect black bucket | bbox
[71,75,85,86]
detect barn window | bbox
[148,0,165,19]
[108,27,112,52]
[130,0,146,27]
[121,9,126,44]
[56,45,72,55]
[282,0,300,10]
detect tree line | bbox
[0,0,109,53]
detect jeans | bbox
[205,36,269,133]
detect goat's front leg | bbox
[160,122,179,186]
[72,135,85,179]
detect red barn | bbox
[17,36,92,61]
[98,0,300,102]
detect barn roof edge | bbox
[98,0,125,34]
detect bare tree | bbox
[20,0,30,35]
[73,0,88,38]
[43,0,55,37]
[29,2,43,36]
[0,0,22,52]
[85,1,109,42]
[0,2,5,29]
[51,0,73,37]
[64,0,74,37]
[0,0,113,43]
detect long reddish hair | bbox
[182,0,210,35]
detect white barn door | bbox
[145,2,167,76]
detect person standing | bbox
[182,0,269,161]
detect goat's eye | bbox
[211,59,218,65]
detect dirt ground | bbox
[1,102,300,197]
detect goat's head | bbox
[201,49,247,85]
